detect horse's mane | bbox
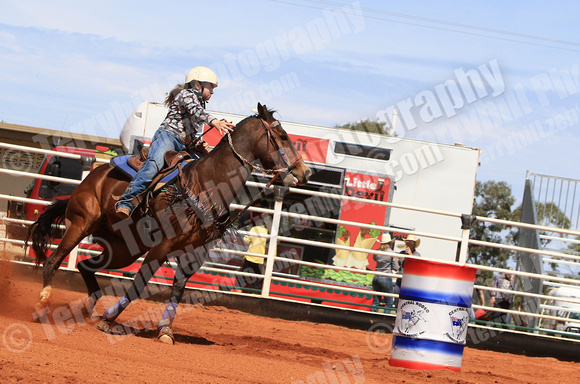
[183,106,278,172]
[212,107,277,148]
[209,115,253,150]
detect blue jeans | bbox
[117,129,195,211]
[491,300,511,324]
[394,280,401,310]
[372,275,394,312]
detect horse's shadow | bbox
[100,322,215,345]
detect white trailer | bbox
[540,286,580,334]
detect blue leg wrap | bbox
[103,296,130,321]
[158,302,178,330]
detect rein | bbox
[223,172,281,230]
[188,124,216,150]
[217,117,303,230]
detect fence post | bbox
[457,214,475,265]
[0,218,6,257]
[261,186,289,297]
[66,245,79,271]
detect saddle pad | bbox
[111,155,181,184]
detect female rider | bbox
[115,66,234,217]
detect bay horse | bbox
[28,103,311,343]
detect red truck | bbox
[20,145,116,221]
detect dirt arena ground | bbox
[1,260,578,384]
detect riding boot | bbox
[115,202,133,218]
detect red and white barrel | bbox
[389,258,477,371]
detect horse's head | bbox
[251,103,311,186]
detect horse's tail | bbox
[26,199,69,267]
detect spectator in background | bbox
[490,269,515,324]
[400,234,421,258]
[235,221,269,294]
[510,274,527,328]
[470,270,487,322]
[394,234,421,308]
[371,234,399,313]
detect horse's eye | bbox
[280,134,288,140]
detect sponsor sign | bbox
[394,299,470,344]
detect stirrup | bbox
[115,205,131,218]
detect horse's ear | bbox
[257,102,271,120]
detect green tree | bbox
[569,236,580,254]
[336,119,391,135]
[468,181,518,274]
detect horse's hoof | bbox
[158,327,175,345]
[96,320,111,333]
[81,296,97,317]
[32,302,50,321]
[158,334,174,345]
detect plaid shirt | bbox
[160,88,216,142]
[491,275,514,303]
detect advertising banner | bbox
[332,171,392,270]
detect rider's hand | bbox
[211,119,234,135]
[195,139,210,154]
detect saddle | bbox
[125,147,190,175]
[111,148,193,210]
[126,146,150,171]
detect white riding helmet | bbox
[185,66,218,87]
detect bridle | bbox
[214,116,304,232]
[227,117,302,175]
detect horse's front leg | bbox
[157,249,206,345]
[97,248,166,332]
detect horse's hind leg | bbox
[99,246,168,325]
[77,239,134,316]
[35,219,93,313]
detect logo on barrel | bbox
[396,301,428,337]
[446,308,469,343]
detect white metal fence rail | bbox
[527,171,580,231]
[1,141,579,343]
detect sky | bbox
[0,0,579,207]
